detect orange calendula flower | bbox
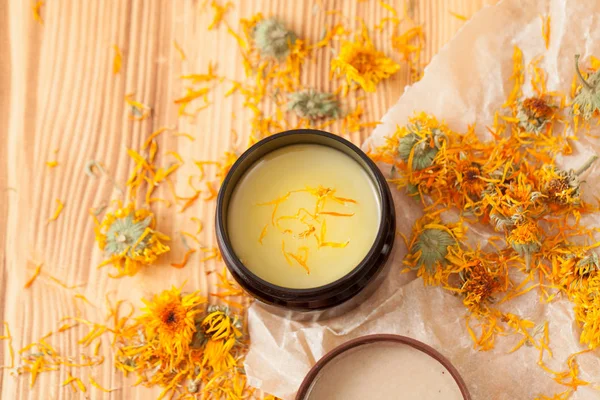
[536,155,597,206]
[573,274,600,349]
[447,248,508,314]
[201,306,242,372]
[94,203,170,277]
[405,214,465,285]
[331,35,400,92]
[507,220,542,270]
[138,286,206,370]
[115,294,248,398]
[486,173,544,232]
[515,96,554,133]
[572,54,600,120]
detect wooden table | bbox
[0,0,494,398]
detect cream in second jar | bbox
[304,342,464,400]
[227,144,380,289]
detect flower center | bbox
[350,50,376,74]
[465,168,479,181]
[160,304,184,332]
[523,97,552,119]
[165,311,177,325]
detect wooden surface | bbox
[0,0,495,398]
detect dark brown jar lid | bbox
[215,129,395,314]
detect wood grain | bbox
[0,0,495,398]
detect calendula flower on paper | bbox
[405,215,465,285]
[536,155,597,206]
[507,220,542,270]
[447,248,507,313]
[331,37,400,92]
[550,247,600,291]
[94,203,170,277]
[485,173,543,231]
[516,97,554,133]
[453,162,486,199]
[572,54,600,120]
[394,113,448,171]
[138,286,206,370]
[572,274,600,349]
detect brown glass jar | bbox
[216,129,395,320]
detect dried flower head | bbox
[138,286,206,370]
[287,89,342,120]
[516,97,554,133]
[202,306,243,341]
[94,203,170,277]
[200,306,243,372]
[454,162,487,199]
[507,220,542,269]
[331,36,400,92]
[548,245,600,291]
[252,18,297,60]
[397,121,446,171]
[486,174,543,231]
[114,285,250,397]
[572,54,600,120]
[538,155,597,205]
[457,257,505,313]
[575,252,600,279]
[572,274,600,349]
[410,227,457,274]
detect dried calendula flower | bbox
[547,246,600,291]
[572,274,600,349]
[449,249,506,313]
[252,18,297,60]
[572,54,600,120]
[202,305,243,340]
[516,96,554,133]
[411,228,456,273]
[486,174,543,231]
[538,155,597,205]
[94,203,170,277]
[507,220,542,270]
[331,32,400,92]
[406,216,464,283]
[287,89,342,120]
[453,160,487,199]
[138,286,206,370]
[201,306,243,372]
[397,119,446,171]
[575,252,600,278]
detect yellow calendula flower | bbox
[331,35,400,92]
[572,274,600,349]
[138,286,206,370]
[447,247,508,314]
[405,213,465,285]
[94,203,170,277]
[515,96,555,133]
[201,307,243,372]
[535,155,597,206]
[507,220,542,270]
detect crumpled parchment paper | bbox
[245,0,600,398]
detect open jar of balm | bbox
[296,335,471,400]
[216,129,395,320]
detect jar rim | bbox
[215,129,395,311]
